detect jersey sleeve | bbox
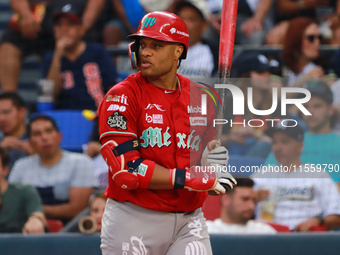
[98,79,140,142]
[98,79,155,187]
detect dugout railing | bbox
[1,232,340,255]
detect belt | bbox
[170,210,195,214]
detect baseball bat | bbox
[78,215,98,234]
[216,0,238,140]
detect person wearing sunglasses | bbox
[282,17,325,87]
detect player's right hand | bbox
[169,166,236,194]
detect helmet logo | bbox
[141,17,156,30]
[170,28,176,34]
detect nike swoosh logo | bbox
[164,90,175,94]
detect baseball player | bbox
[98,11,236,254]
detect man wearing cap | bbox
[174,0,218,78]
[265,80,340,190]
[41,4,118,110]
[252,120,340,231]
[0,0,106,92]
[98,11,236,254]
[232,51,281,78]
[221,52,281,158]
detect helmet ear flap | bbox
[128,41,139,69]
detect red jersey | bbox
[98,72,216,212]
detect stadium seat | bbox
[46,219,64,233]
[264,222,291,232]
[309,225,328,232]
[32,110,95,152]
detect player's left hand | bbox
[202,140,229,166]
[202,141,235,195]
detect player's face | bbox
[178,6,206,46]
[0,99,25,135]
[53,17,84,49]
[303,96,333,133]
[138,37,183,79]
[90,197,106,232]
[272,132,303,166]
[225,187,256,224]
[302,23,320,60]
[29,119,62,158]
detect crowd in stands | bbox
[0,0,340,235]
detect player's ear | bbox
[174,44,184,61]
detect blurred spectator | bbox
[83,119,108,191]
[253,120,340,231]
[204,0,275,46]
[330,51,340,124]
[103,0,144,46]
[8,115,97,224]
[138,0,183,13]
[206,177,277,234]
[267,0,340,45]
[78,191,107,234]
[0,92,33,172]
[41,4,118,111]
[0,0,106,92]
[103,0,181,47]
[222,52,282,158]
[0,146,47,233]
[327,49,340,119]
[282,17,325,87]
[265,80,340,189]
[174,0,218,79]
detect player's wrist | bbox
[169,168,186,189]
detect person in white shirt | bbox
[174,0,217,79]
[253,120,340,231]
[206,177,277,234]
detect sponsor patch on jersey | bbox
[106,94,128,105]
[137,163,148,176]
[188,105,201,114]
[190,117,207,126]
[146,113,163,124]
[145,104,166,111]
[107,104,126,112]
[107,112,127,130]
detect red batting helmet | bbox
[128,11,189,69]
